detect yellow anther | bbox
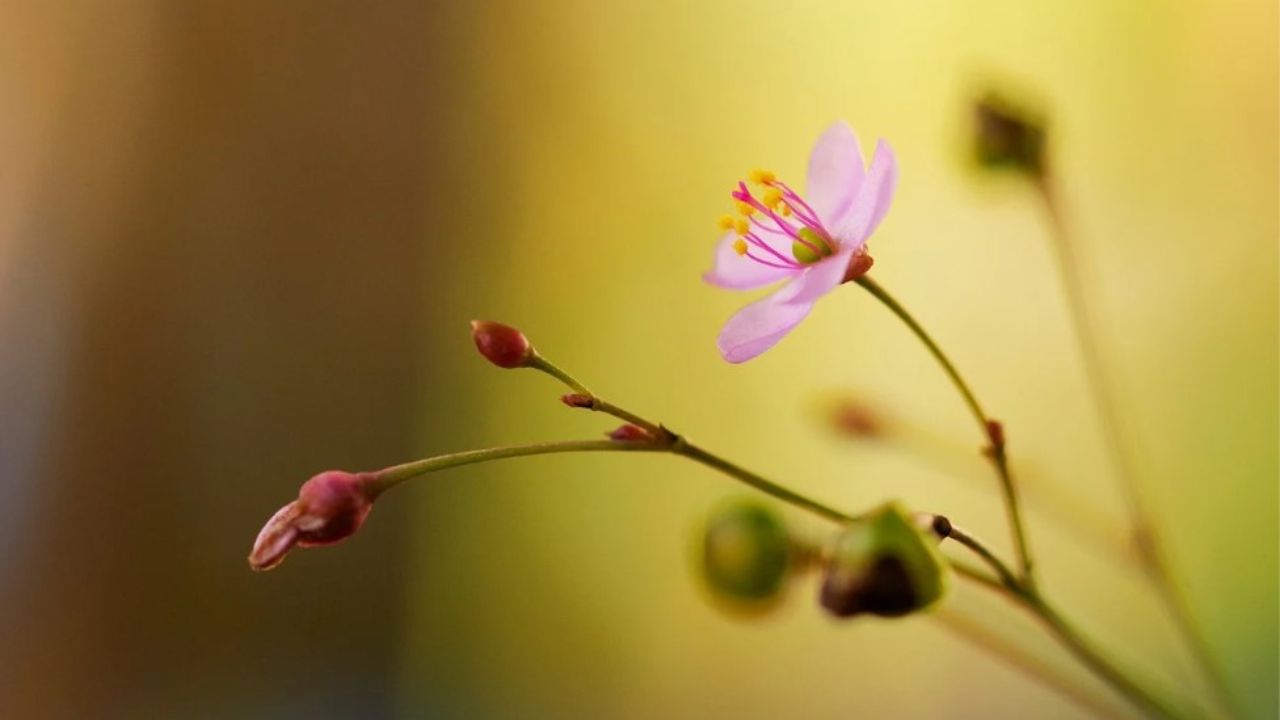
[733,238,748,255]
[780,204,792,217]
[749,168,776,184]
[717,214,736,230]
[762,187,783,209]
[733,218,749,235]
[736,201,756,217]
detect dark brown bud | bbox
[470,320,533,369]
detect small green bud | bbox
[972,93,1046,177]
[819,501,949,618]
[701,501,793,606]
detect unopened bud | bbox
[819,502,949,618]
[470,320,533,369]
[248,470,381,571]
[607,424,653,442]
[701,501,793,606]
[972,93,1046,177]
[561,393,594,408]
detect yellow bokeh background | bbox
[0,1,1273,718]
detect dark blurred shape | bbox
[972,92,1047,177]
[701,501,794,609]
[0,2,479,718]
[819,502,948,618]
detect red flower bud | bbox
[561,393,594,408]
[248,470,380,571]
[607,424,653,442]
[470,320,533,369]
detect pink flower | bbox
[248,470,382,571]
[704,122,898,363]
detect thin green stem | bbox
[674,442,857,524]
[854,275,1035,584]
[526,352,857,524]
[375,439,663,489]
[949,528,1200,720]
[486,341,1191,719]
[948,524,1021,590]
[1035,175,1238,719]
[528,353,592,395]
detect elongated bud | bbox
[700,501,793,608]
[470,320,533,369]
[972,93,1046,177]
[607,424,653,442]
[561,393,593,408]
[249,470,381,571]
[819,502,949,618]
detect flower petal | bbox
[249,502,303,571]
[703,230,799,290]
[806,122,865,231]
[777,245,857,305]
[835,139,897,245]
[717,288,815,363]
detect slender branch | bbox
[1035,175,1238,719]
[375,439,663,488]
[932,607,1130,719]
[527,353,858,524]
[854,275,1035,584]
[674,442,857,524]
[948,524,1021,590]
[947,528,1200,720]
[457,344,1195,720]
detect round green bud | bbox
[819,501,949,618]
[701,501,792,605]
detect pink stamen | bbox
[773,181,826,232]
[743,232,801,267]
[733,183,823,256]
[749,216,788,236]
[743,250,800,270]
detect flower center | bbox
[717,169,838,270]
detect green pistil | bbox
[792,227,834,264]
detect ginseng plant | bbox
[248,118,1223,720]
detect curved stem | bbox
[375,439,663,489]
[527,353,858,524]
[1035,175,1238,719]
[948,525,1021,590]
[675,442,857,524]
[854,275,1035,584]
[949,529,1200,720]
[461,342,1193,719]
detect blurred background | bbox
[0,1,1274,718]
